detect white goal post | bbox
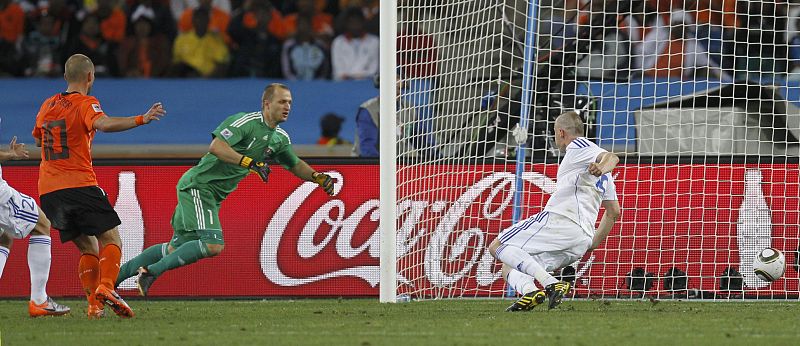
[380,0,800,302]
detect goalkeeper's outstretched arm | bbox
[590,199,621,251]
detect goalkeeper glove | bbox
[312,172,334,195]
[239,156,271,182]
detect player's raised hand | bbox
[142,102,166,123]
[312,172,334,195]
[9,136,29,159]
[588,162,604,176]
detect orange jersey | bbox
[33,92,106,195]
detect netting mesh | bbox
[393,0,800,300]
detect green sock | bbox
[116,243,168,286]
[147,240,210,277]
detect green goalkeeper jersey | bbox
[177,111,300,200]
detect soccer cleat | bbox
[505,290,546,312]
[136,267,156,297]
[87,303,105,319]
[95,285,134,318]
[28,297,71,317]
[545,281,572,310]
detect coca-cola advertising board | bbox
[0,162,797,298]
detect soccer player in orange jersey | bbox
[32,54,166,319]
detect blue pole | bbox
[507,0,539,297]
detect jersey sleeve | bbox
[211,114,247,146]
[602,173,618,201]
[272,129,300,169]
[273,145,300,169]
[567,141,607,168]
[32,99,48,140]
[82,97,107,131]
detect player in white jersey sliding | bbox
[0,136,70,317]
[489,111,621,311]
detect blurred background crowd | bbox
[0,0,379,79]
[545,0,800,82]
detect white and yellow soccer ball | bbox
[753,248,786,282]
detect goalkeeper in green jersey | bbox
[116,83,334,296]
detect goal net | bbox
[381,0,800,301]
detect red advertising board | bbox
[0,163,798,298]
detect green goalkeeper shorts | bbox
[169,187,224,247]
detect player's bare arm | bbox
[289,161,334,195]
[92,102,166,133]
[589,199,621,251]
[0,137,30,162]
[588,152,619,176]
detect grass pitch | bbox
[1,298,798,345]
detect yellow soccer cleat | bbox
[505,290,546,312]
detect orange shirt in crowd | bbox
[275,13,333,40]
[99,8,127,42]
[695,0,739,28]
[178,7,231,42]
[646,38,685,78]
[33,92,106,195]
[0,2,25,42]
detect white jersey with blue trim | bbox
[543,137,618,236]
[0,165,11,203]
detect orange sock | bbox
[78,254,100,306]
[99,244,122,290]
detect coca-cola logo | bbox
[260,170,557,288]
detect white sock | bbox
[28,235,51,304]
[495,244,558,287]
[506,269,538,295]
[0,245,9,280]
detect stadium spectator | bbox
[32,0,82,66]
[64,13,116,76]
[170,0,230,21]
[318,113,349,145]
[397,25,437,79]
[118,5,172,77]
[125,0,177,40]
[281,15,329,80]
[227,0,282,77]
[331,7,378,80]
[0,0,25,76]
[91,0,127,43]
[628,2,670,72]
[22,14,63,77]
[276,0,334,42]
[170,8,229,77]
[788,2,800,74]
[693,0,738,75]
[338,0,378,35]
[177,0,230,44]
[643,9,732,80]
[735,0,789,81]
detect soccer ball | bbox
[753,248,786,282]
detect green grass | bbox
[1,299,799,345]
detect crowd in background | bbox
[544,0,799,81]
[0,0,379,79]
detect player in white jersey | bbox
[489,111,621,311]
[0,136,70,317]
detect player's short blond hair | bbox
[64,54,94,83]
[262,83,290,103]
[555,111,584,136]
